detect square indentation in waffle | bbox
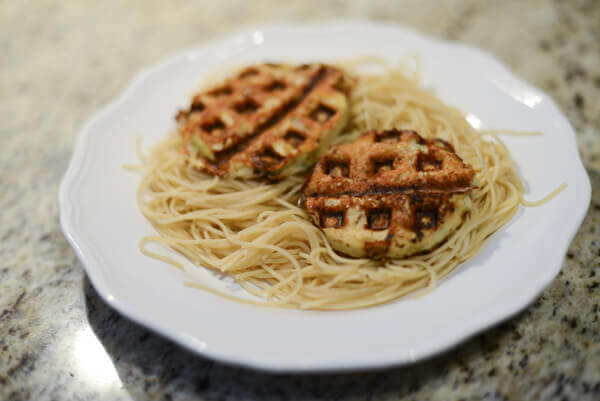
[310,103,336,124]
[283,129,306,147]
[366,208,391,230]
[264,80,287,92]
[201,117,226,133]
[370,154,396,175]
[416,151,443,172]
[319,210,345,228]
[412,195,444,234]
[414,209,440,231]
[324,156,350,178]
[234,98,260,115]
[190,100,205,113]
[251,146,284,169]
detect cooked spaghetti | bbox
[135,59,547,310]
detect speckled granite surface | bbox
[1,0,599,400]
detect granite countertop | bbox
[1,0,599,400]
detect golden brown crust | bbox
[299,129,476,259]
[301,129,475,197]
[176,63,353,178]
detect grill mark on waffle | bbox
[176,62,356,178]
[299,129,475,259]
[204,66,329,171]
[299,184,472,202]
[301,192,458,257]
[301,129,474,198]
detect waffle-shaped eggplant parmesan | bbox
[299,129,476,259]
[176,63,353,179]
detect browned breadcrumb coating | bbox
[299,129,476,259]
[176,63,354,179]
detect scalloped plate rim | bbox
[59,20,591,373]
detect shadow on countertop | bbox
[83,276,529,400]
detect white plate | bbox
[59,21,591,372]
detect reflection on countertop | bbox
[1,0,599,400]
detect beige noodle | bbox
[136,60,561,310]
